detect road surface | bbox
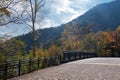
[9,58,120,80]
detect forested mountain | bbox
[19,0,120,50]
[18,26,65,50]
[73,0,120,31]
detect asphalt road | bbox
[9,58,120,80]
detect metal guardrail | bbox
[63,51,97,63]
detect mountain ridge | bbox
[72,0,120,31]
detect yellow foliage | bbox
[48,45,56,56]
[0,8,10,17]
[36,46,45,58]
[117,26,120,32]
[103,32,114,43]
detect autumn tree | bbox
[60,22,88,51]
[19,0,47,57]
[61,24,71,50]
[93,31,112,56]
[36,45,46,58]
[105,26,120,56]
[113,26,120,55]
[47,44,62,57]
[60,23,77,51]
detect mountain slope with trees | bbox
[19,0,120,51]
[73,0,120,31]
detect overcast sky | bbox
[0,0,114,37]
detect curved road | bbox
[9,58,120,80]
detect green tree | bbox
[82,33,97,52]
[0,46,7,63]
[2,38,26,60]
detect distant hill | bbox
[18,26,65,50]
[19,0,120,50]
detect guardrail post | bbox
[38,57,40,68]
[4,61,8,80]
[74,52,76,60]
[68,54,70,61]
[29,58,32,72]
[63,53,65,62]
[79,53,81,59]
[18,59,21,76]
[43,57,47,68]
[59,55,62,64]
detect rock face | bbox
[9,58,120,80]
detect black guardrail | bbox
[0,51,97,80]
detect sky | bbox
[0,0,115,37]
[45,0,114,27]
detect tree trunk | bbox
[32,21,36,57]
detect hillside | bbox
[19,0,120,50]
[18,26,65,50]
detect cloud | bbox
[45,0,115,27]
[44,0,92,27]
[51,0,71,14]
